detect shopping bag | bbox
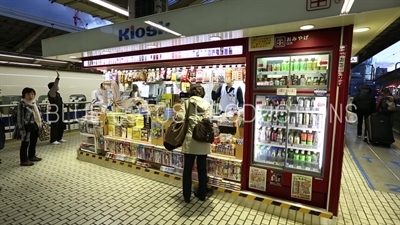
[163,101,189,151]
[39,122,50,141]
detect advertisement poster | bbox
[270,171,282,186]
[249,167,267,191]
[291,174,312,201]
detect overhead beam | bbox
[14,26,48,53]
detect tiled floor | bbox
[0,131,399,225]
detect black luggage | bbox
[367,114,394,145]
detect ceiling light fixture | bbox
[102,51,111,55]
[354,27,370,33]
[341,0,355,14]
[35,58,68,64]
[0,61,41,67]
[300,25,315,30]
[144,21,184,37]
[89,0,129,16]
[69,56,77,59]
[147,45,157,49]
[210,36,222,41]
[0,54,33,60]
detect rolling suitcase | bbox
[367,114,394,145]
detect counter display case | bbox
[255,53,330,89]
[252,95,328,176]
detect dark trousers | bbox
[357,113,370,136]
[183,154,207,200]
[20,129,39,162]
[50,120,65,143]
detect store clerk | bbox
[91,83,107,106]
[211,81,244,114]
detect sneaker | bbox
[59,139,67,143]
[29,157,42,162]
[51,141,61,145]
[20,161,34,166]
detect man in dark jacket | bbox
[352,85,376,138]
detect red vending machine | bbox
[243,26,353,215]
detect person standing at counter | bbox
[47,70,66,145]
[91,83,107,106]
[211,82,244,114]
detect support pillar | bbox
[128,0,135,20]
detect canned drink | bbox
[290,114,296,124]
[304,113,310,125]
[298,98,304,107]
[304,98,311,108]
[311,114,317,126]
[297,113,303,125]
[310,98,315,108]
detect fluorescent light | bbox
[147,45,157,49]
[300,25,315,30]
[0,54,33,60]
[102,51,111,55]
[10,62,41,67]
[354,27,370,33]
[210,36,222,41]
[69,56,77,59]
[0,60,41,67]
[89,0,129,16]
[35,58,68,64]
[144,21,184,37]
[341,0,355,14]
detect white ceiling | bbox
[50,7,400,62]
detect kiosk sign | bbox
[118,21,170,41]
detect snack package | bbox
[195,69,203,83]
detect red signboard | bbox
[272,27,342,50]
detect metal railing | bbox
[0,101,92,140]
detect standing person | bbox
[352,85,376,139]
[211,81,244,114]
[176,84,211,203]
[376,87,396,117]
[16,88,42,166]
[91,83,106,106]
[47,70,66,145]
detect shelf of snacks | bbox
[255,54,330,88]
[103,64,246,86]
[253,95,327,176]
[92,106,244,189]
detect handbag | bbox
[192,118,215,144]
[39,122,50,141]
[163,101,189,151]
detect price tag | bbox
[299,107,305,111]
[296,166,302,169]
[276,88,297,96]
[305,167,311,171]
[305,107,311,111]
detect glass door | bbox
[285,96,327,175]
[252,94,328,176]
[255,53,331,90]
[253,95,288,169]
